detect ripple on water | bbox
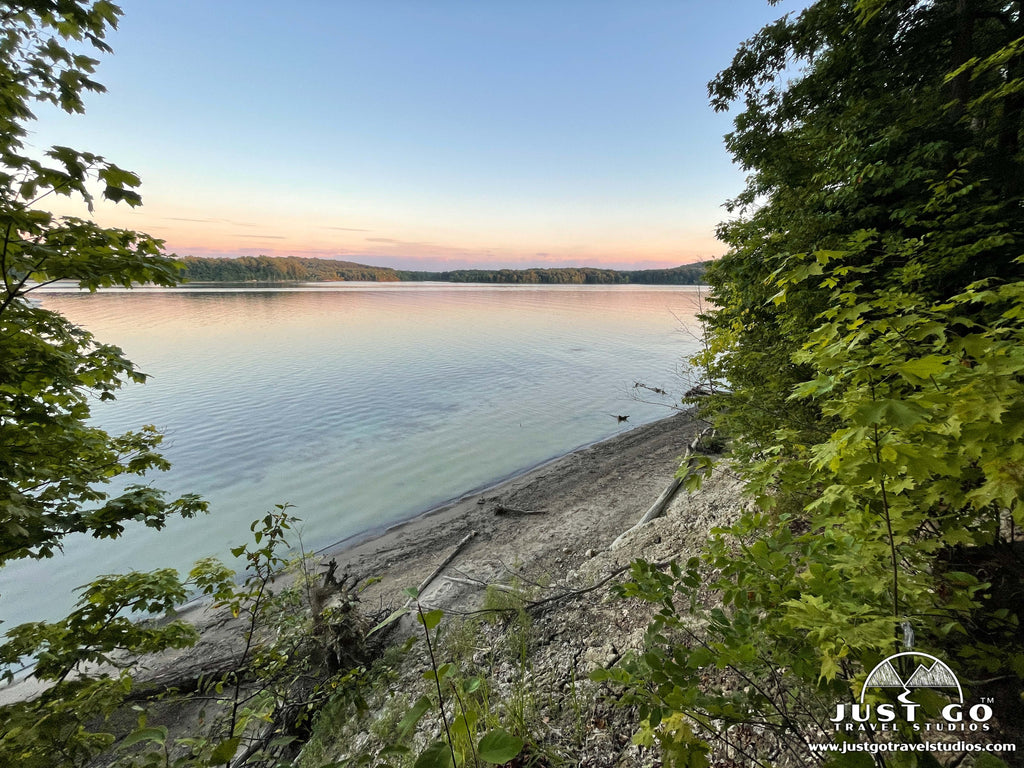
[0,285,702,626]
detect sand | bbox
[0,409,725,760]
[315,409,707,615]
[124,409,711,693]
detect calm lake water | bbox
[1,283,703,626]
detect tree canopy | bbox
[176,254,709,285]
[602,0,1024,761]
[703,0,1024,452]
[0,1,205,569]
[0,4,226,763]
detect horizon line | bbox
[174,253,717,273]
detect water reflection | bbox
[1,284,703,625]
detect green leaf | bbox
[477,729,524,764]
[423,662,454,684]
[208,736,241,765]
[418,608,444,631]
[397,695,432,738]
[119,726,168,749]
[853,399,928,427]
[366,606,410,637]
[414,741,454,768]
[450,711,477,744]
[896,354,947,381]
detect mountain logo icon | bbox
[860,652,963,704]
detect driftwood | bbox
[633,381,668,396]
[493,504,546,517]
[610,427,712,550]
[406,530,478,604]
[442,575,517,593]
[447,561,651,619]
[367,532,481,637]
[685,385,714,397]
[126,652,243,701]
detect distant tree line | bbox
[178,256,401,282]
[178,255,708,285]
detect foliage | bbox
[0,565,206,767]
[177,255,402,283]
[698,0,1024,450]
[604,266,1024,762]
[0,515,311,768]
[0,570,195,768]
[0,4,205,764]
[330,590,525,768]
[395,264,709,285]
[0,0,206,567]
[114,506,324,768]
[603,0,1024,765]
[2,504,374,768]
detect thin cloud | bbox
[322,226,370,232]
[364,237,440,249]
[238,234,287,240]
[162,216,258,228]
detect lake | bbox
[1,283,704,627]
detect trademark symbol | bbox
[982,697,995,704]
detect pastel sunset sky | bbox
[33,0,808,271]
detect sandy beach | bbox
[316,408,708,615]
[1,407,748,767]
[288,406,750,766]
[89,407,718,698]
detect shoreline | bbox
[316,408,705,614]
[314,408,697,556]
[0,409,706,705]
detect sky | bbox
[32,0,809,271]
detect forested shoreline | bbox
[5,1,1024,766]
[177,255,708,285]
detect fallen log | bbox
[610,427,711,550]
[493,505,546,516]
[362,530,482,638]
[411,530,478,600]
[442,575,517,593]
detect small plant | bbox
[401,589,525,768]
[565,667,587,748]
[115,505,374,768]
[338,588,524,768]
